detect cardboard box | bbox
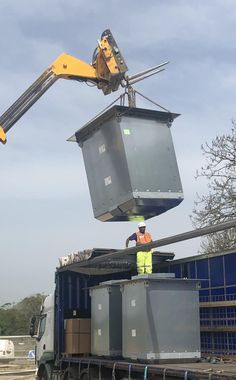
[65,333,91,354]
[64,319,91,334]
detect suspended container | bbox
[73,105,183,222]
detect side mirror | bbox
[29,316,36,337]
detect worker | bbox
[126,222,153,275]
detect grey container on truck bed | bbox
[90,280,124,357]
[121,274,201,361]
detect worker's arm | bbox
[125,238,130,248]
[0,29,128,144]
[126,233,137,248]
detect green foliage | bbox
[0,294,46,335]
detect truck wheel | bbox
[63,367,77,380]
[37,368,49,380]
[37,364,53,380]
[80,368,98,380]
[80,370,89,380]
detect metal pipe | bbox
[128,68,165,85]
[80,219,236,267]
[127,61,169,82]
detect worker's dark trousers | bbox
[136,250,152,274]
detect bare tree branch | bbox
[191,120,236,253]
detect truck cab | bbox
[30,294,54,379]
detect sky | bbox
[0,0,236,305]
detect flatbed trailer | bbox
[57,356,236,380]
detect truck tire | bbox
[37,368,48,380]
[79,368,98,380]
[80,370,89,380]
[62,367,77,380]
[37,363,53,380]
[63,367,98,380]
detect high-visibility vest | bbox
[136,232,152,245]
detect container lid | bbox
[89,279,128,290]
[68,105,180,144]
[131,273,175,280]
[120,274,201,286]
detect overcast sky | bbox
[0,0,235,305]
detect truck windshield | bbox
[38,315,46,340]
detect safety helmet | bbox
[138,221,146,228]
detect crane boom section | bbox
[0,29,128,144]
[51,53,97,79]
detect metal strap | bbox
[87,361,90,378]
[112,362,116,380]
[128,364,132,380]
[134,89,172,114]
[82,95,122,128]
[78,361,81,379]
[144,366,148,380]
[98,362,102,380]
[163,368,167,380]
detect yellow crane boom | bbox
[0,29,128,144]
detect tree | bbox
[0,294,45,335]
[191,120,236,254]
[15,294,45,334]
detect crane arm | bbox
[0,29,128,144]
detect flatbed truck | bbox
[29,220,236,380]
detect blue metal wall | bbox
[54,270,130,360]
[159,249,236,356]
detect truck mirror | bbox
[29,316,36,337]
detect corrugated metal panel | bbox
[160,250,236,357]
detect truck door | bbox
[36,314,47,362]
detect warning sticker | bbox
[104,176,112,186]
[123,129,131,135]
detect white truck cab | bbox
[30,294,54,379]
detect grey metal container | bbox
[74,106,184,222]
[90,280,123,357]
[121,274,201,361]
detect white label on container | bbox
[98,304,102,310]
[131,299,136,307]
[99,144,106,154]
[98,329,102,336]
[131,329,136,337]
[104,176,112,186]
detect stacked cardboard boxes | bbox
[64,319,91,354]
